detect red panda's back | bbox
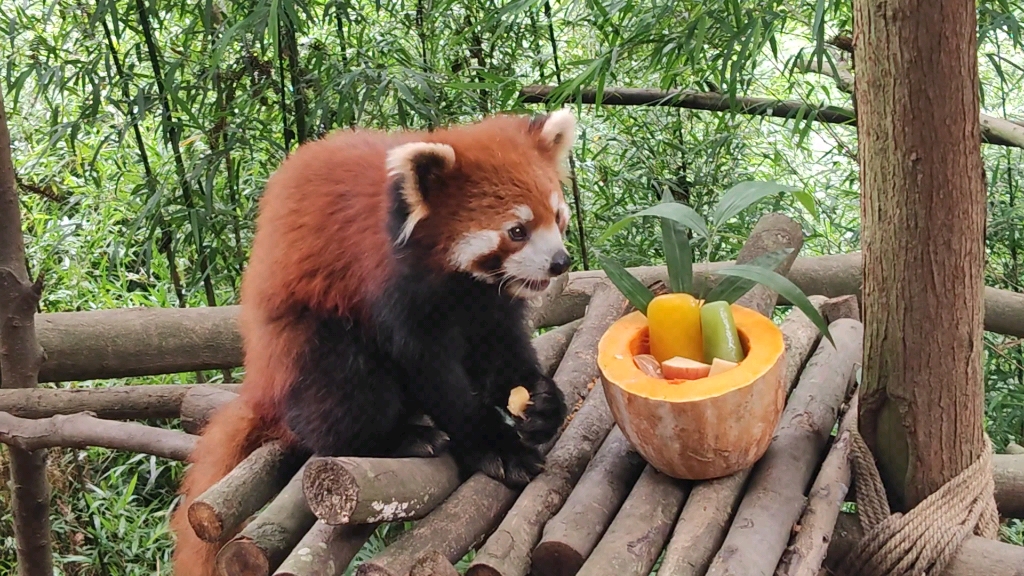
[241,129,407,322]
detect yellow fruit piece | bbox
[508,386,532,418]
[647,293,705,363]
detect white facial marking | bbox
[449,230,501,273]
[504,222,566,280]
[513,204,534,222]
[549,192,560,213]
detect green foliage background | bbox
[1,0,1023,573]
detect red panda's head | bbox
[386,109,578,299]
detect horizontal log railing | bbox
[5,252,1023,386]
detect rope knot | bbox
[834,424,1000,576]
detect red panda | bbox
[169,110,578,576]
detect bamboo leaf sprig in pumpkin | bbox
[594,180,834,347]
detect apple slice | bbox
[661,356,712,380]
[708,357,739,377]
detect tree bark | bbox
[655,296,830,576]
[0,411,196,460]
[189,441,306,543]
[530,426,647,576]
[853,0,992,512]
[705,319,864,576]
[0,84,53,576]
[272,521,377,576]
[0,383,239,420]
[303,454,462,525]
[519,85,1022,148]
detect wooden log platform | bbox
[4,218,1024,576]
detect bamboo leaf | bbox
[793,190,819,219]
[710,264,834,346]
[703,248,793,303]
[597,202,709,244]
[659,189,692,294]
[596,252,655,315]
[712,181,800,226]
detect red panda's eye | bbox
[508,225,528,242]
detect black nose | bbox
[549,251,572,275]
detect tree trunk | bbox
[853,0,991,512]
[0,85,53,576]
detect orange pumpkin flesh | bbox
[597,304,786,480]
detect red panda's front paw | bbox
[472,442,545,488]
[514,376,567,446]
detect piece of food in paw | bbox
[508,386,533,418]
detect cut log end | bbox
[531,541,586,576]
[186,501,224,543]
[216,538,269,576]
[302,458,360,524]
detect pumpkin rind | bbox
[597,305,787,480]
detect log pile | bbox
[3,216,1024,576]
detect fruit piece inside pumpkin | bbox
[661,356,711,380]
[700,300,745,363]
[646,293,704,363]
[707,357,739,377]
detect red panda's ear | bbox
[529,108,577,163]
[386,142,456,244]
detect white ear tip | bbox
[541,108,577,149]
[385,142,456,176]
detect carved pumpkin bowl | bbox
[597,304,786,480]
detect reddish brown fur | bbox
[170,113,571,576]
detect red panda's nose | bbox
[549,250,572,275]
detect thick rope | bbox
[835,417,1000,576]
